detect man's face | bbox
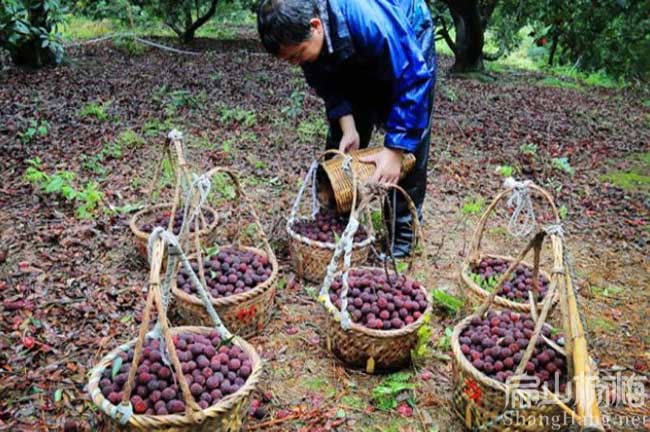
[278,18,324,65]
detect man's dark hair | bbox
[257,0,319,55]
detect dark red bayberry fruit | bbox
[459,309,567,390]
[291,209,369,244]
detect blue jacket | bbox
[302,0,435,153]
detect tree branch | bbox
[187,0,219,34]
[434,14,457,54]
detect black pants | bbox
[325,90,434,252]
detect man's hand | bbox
[338,114,359,153]
[359,147,404,185]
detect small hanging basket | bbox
[316,146,416,214]
[172,168,279,338]
[287,149,374,283]
[128,131,218,260]
[87,235,262,431]
[320,182,430,373]
[460,181,562,313]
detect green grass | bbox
[61,15,115,40]
[78,101,112,121]
[538,76,582,91]
[600,152,650,192]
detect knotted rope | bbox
[503,177,536,237]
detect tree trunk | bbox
[548,27,560,66]
[180,0,220,43]
[10,2,56,67]
[441,0,485,73]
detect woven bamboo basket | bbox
[451,316,566,432]
[320,182,429,373]
[129,203,219,259]
[316,146,416,214]
[286,220,373,283]
[87,238,263,431]
[452,220,604,431]
[287,149,375,283]
[172,245,278,338]
[460,182,563,313]
[323,267,432,373]
[171,167,278,338]
[128,132,218,260]
[88,326,262,432]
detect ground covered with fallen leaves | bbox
[1,34,649,432]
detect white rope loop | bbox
[503,177,536,238]
[319,215,360,330]
[289,160,320,223]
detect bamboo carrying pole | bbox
[563,256,604,432]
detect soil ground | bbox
[1,36,649,431]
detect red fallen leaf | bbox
[396,403,413,417]
[0,281,8,291]
[3,299,33,311]
[420,370,433,381]
[262,391,273,402]
[0,250,6,264]
[275,409,291,419]
[284,326,298,335]
[23,336,35,349]
[18,261,29,271]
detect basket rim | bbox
[87,325,261,428]
[460,253,559,312]
[171,244,278,308]
[129,203,219,241]
[323,266,432,339]
[451,314,569,398]
[286,218,375,251]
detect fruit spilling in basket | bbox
[459,309,567,390]
[469,257,550,302]
[291,209,369,243]
[177,247,273,298]
[328,268,429,330]
[139,209,215,235]
[99,331,252,415]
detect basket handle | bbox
[319,180,420,329]
[144,131,195,238]
[288,149,351,223]
[191,167,277,292]
[468,181,560,264]
[120,236,206,425]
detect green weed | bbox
[519,143,538,155]
[495,165,514,177]
[372,372,415,411]
[297,116,327,143]
[19,119,50,143]
[551,157,575,176]
[430,289,464,314]
[461,196,485,216]
[218,105,257,128]
[78,101,111,121]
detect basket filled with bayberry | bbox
[460,182,563,312]
[450,222,606,431]
[287,150,374,283]
[87,236,262,431]
[319,183,430,373]
[172,168,278,338]
[451,308,570,431]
